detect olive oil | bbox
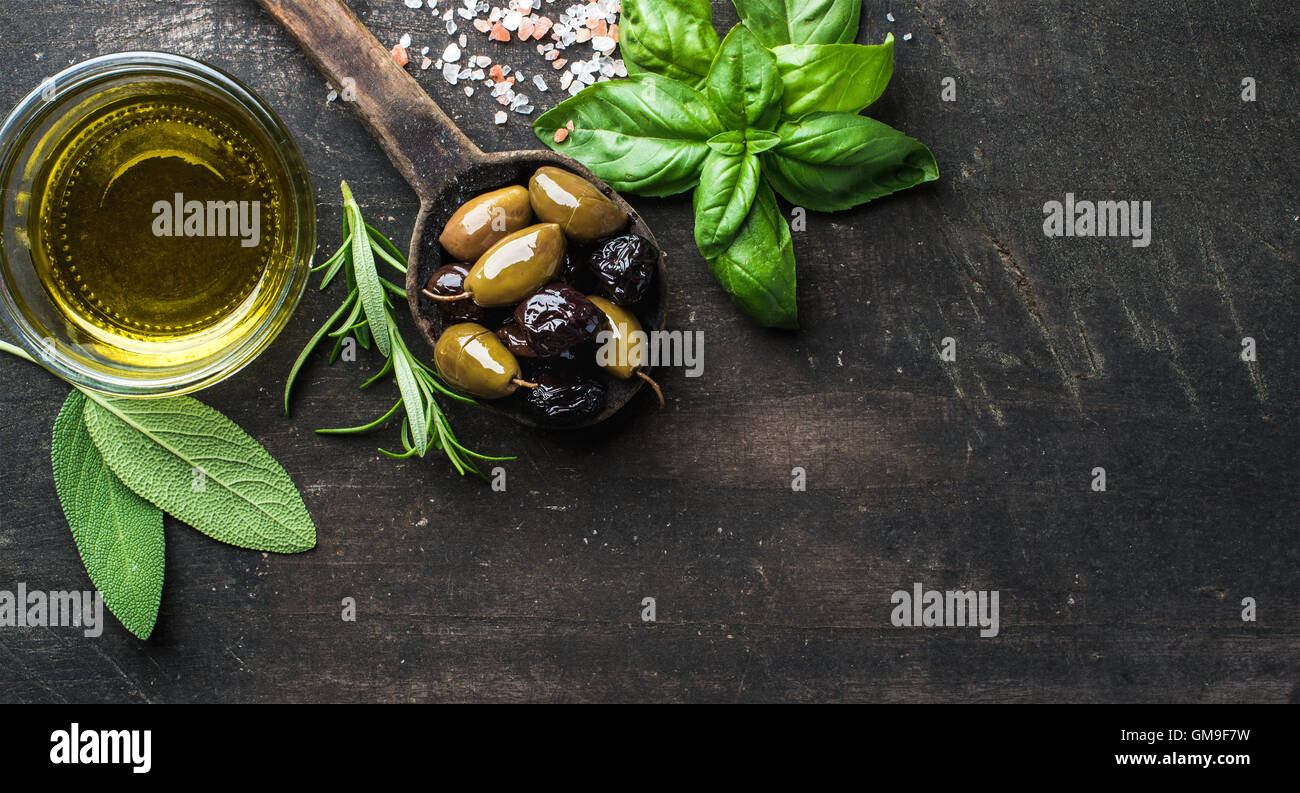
[26,79,295,362]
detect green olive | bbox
[589,296,664,409]
[588,295,644,380]
[528,166,628,244]
[438,185,533,262]
[433,322,523,399]
[464,223,566,307]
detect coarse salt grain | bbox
[443,43,461,62]
[494,110,507,124]
[399,33,412,48]
[886,12,895,22]
[533,74,548,91]
[404,0,423,7]
[903,32,912,41]
[553,128,568,142]
[391,44,409,66]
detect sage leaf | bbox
[734,0,862,47]
[708,180,798,329]
[342,181,391,357]
[773,35,894,118]
[52,391,165,640]
[763,112,939,212]
[704,25,783,131]
[535,74,723,196]
[619,0,721,87]
[693,150,762,259]
[81,393,317,554]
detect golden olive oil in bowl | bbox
[0,53,313,395]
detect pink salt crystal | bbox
[532,17,552,39]
[565,120,574,131]
[544,49,559,61]
[518,18,535,39]
[575,28,592,43]
[552,58,568,69]
[490,22,511,41]
[553,128,569,143]
[391,44,409,66]
[473,19,491,33]
[489,64,505,81]
[609,23,618,42]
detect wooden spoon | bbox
[256,0,668,427]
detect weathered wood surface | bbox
[0,0,1295,703]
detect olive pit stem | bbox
[421,289,471,302]
[636,371,665,410]
[512,377,538,389]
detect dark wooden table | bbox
[1,0,1295,703]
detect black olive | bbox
[522,370,606,425]
[495,318,537,358]
[514,282,601,357]
[588,234,656,305]
[423,263,485,323]
[557,245,596,292]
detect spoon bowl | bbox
[258,0,667,427]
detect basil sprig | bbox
[535,0,938,329]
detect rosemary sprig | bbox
[285,181,513,479]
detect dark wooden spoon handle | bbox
[256,0,483,199]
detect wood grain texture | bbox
[0,0,1295,703]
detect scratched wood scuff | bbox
[0,0,1295,702]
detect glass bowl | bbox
[0,52,314,396]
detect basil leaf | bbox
[693,150,761,258]
[52,391,165,639]
[707,180,798,329]
[734,0,862,47]
[81,392,317,554]
[773,35,894,117]
[744,129,782,154]
[707,130,746,156]
[763,112,939,212]
[704,25,783,131]
[535,74,722,197]
[620,0,721,87]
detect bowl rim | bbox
[0,50,315,396]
